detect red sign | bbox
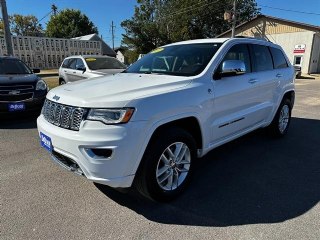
[294,49,305,53]
[294,44,306,54]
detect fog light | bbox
[90,148,113,158]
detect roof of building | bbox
[217,14,320,37]
[72,34,116,57]
[72,34,97,41]
[114,47,126,52]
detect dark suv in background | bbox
[0,56,48,116]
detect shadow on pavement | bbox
[0,113,39,129]
[296,75,315,80]
[96,117,320,226]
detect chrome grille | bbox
[0,85,34,102]
[42,99,87,131]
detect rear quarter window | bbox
[270,47,288,69]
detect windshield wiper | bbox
[141,71,164,75]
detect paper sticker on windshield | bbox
[85,58,96,62]
[150,48,164,54]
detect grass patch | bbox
[44,77,59,89]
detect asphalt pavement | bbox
[1,79,319,240]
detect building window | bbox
[294,56,303,66]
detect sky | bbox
[5,0,320,48]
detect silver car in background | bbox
[58,55,126,85]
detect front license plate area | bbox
[40,132,52,152]
[8,102,25,112]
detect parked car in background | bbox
[38,38,295,201]
[294,65,302,78]
[0,56,48,116]
[58,55,126,85]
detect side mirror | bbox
[220,60,246,76]
[33,68,40,73]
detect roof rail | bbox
[233,36,272,42]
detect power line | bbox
[161,0,221,19]
[259,4,320,16]
[36,10,53,24]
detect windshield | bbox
[125,43,222,76]
[0,58,33,75]
[85,57,126,70]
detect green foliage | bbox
[0,14,44,36]
[121,0,260,55]
[46,9,98,38]
[123,48,140,64]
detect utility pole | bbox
[110,21,115,50]
[51,4,58,16]
[0,0,13,56]
[231,0,236,38]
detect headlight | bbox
[36,79,47,91]
[87,108,135,124]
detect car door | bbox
[248,44,279,120]
[64,58,77,82]
[210,44,263,143]
[73,58,88,81]
[66,58,87,82]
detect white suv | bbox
[37,38,295,201]
[58,55,126,85]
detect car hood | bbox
[90,69,125,75]
[47,73,192,108]
[0,74,38,85]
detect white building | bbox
[114,47,125,63]
[218,15,320,74]
[0,34,115,69]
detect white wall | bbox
[0,36,103,69]
[116,50,125,63]
[267,31,314,73]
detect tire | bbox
[135,127,196,202]
[268,99,292,137]
[59,79,66,85]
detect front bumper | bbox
[0,95,46,114]
[37,115,148,188]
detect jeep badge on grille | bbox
[53,95,60,101]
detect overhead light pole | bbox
[0,0,13,55]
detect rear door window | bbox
[250,44,273,72]
[270,47,288,69]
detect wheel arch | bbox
[59,77,65,84]
[282,90,295,108]
[132,116,204,180]
[148,116,203,151]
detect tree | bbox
[121,0,260,54]
[0,14,44,36]
[46,9,98,38]
[121,0,168,55]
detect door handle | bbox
[73,72,76,74]
[248,78,258,84]
[64,70,67,72]
[276,73,283,78]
